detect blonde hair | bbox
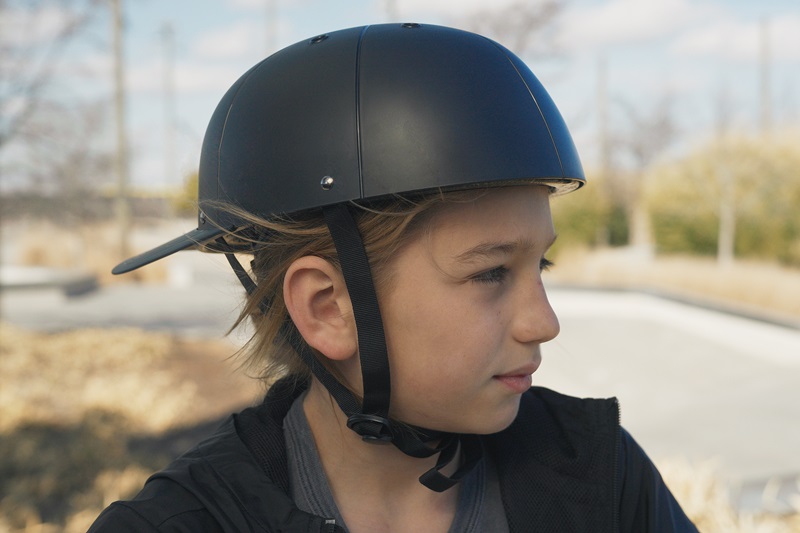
[214,189,487,386]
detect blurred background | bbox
[1,0,799,531]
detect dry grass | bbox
[658,457,800,532]
[8,220,168,285]
[0,324,194,433]
[0,323,260,532]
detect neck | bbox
[302,378,460,530]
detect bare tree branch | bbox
[462,0,565,59]
[0,0,101,150]
[614,94,678,170]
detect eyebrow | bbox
[454,234,558,264]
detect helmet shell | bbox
[113,23,583,274]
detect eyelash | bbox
[472,266,509,284]
[472,258,554,284]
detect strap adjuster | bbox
[347,414,393,444]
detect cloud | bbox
[0,4,82,47]
[226,0,313,11]
[559,0,718,50]
[191,21,259,60]
[669,14,800,62]
[396,0,521,15]
[225,0,501,19]
[127,60,246,93]
[227,0,265,8]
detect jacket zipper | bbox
[612,397,621,533]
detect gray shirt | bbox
[284,393,509,532]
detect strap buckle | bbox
[347,414,394,444]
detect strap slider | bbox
[347,414,393,444]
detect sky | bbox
[4,0,800,190]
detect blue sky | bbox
[6,0,800,189]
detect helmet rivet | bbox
[401,23,421,29]
[320,176,335,190]
[199,211,206,224]
[310,34,328,44]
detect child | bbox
[90,23,697,532]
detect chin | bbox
[482,411,520,435]
[398,395,523,435]
[460,398,523,435]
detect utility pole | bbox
[266,0,277,54]
[759,16,771,135]
[385,0,399,20]
[715,83,735,267]
[112,0,131,261]
[161,22,176,191]
[595,54,610,246]
[596,54,610,179]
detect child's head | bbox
[112,23,584,488]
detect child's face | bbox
[378,185,559,434]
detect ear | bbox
[283,256,357,362]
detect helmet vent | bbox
[309,34,329,44]
[401,23,421,29]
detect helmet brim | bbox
[111,226,225,275]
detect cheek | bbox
[385,290,502,383]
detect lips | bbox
[493,363,539,393]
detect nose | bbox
[511,276,560,344]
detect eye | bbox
[471,265,509,284]
[540,257,554,272]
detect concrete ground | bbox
[2,251,799,512]
[540,288,800,512]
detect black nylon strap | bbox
[322,204,391,417]
[224,253,258,294]
[419,435,484,492]
[220,239,270,315]
[286,326,363,416]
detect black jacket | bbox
[89,378,698,532]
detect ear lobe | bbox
[283,256,357,362]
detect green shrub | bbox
[645,134,800,265]
[551,171,615,254]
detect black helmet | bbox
[113,22,583,275]
[112,23,584,492]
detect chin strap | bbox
[219,204,483,492]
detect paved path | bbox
[1,254,245,340]
[2,255,799,511]
[540,288,800,511]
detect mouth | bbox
[493,363,539,393]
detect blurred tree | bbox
[0,0,113,220]
[614,94,677,254]
[550,168,613,254]
[171,170,198,217]
[463,0,564,59]
[23,100,114,219]
[0,0,103,152]
[646,135,800,265]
